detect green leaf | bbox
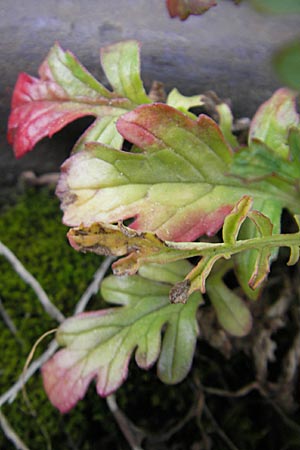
[58,101,299,243]
[288,127,300,164]
[206,272,252,337]
[138,259,193,284]
[101,40,151,105]
[42,272,200,412]
[247,210,273,289]
[47,43,113,99]
[216,102,239,148]
[222,196,253,245]
[232,138,300,184]
[251,0,300,13]
[273,40,300,92]
[234,199,281,299]
[185,253,228,295]
[249,88,299,159]
[73,116,123,152]
[166,88,204,117]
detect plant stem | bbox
[165,231,300,260]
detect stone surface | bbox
[1,0,299,184]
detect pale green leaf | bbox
[42,272,200,412]
[46,43,113,99]
[234,199,281,299]
[101,40,151,105]
[249,88,299,159]
[216,103,239,148]
[138,260,193,284]
[167,88,204,117]
[206,275,252,337]
[73,116,123,152]
[222,196,253,245]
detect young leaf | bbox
[7,41,150,158]
[100,41,151,105]
[166,0,217,20]
[42,273,200,413]
[185,254,228,295]
[166,88,204,117]
[215,102,239,148]
[232,138,300,183]
[222,196,253,245]
[248,88,299,159]
[72,116,123,153]
[234,199,281,299]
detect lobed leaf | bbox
[56,104,245,242]
[8,41,150,158]
[42,271,200,412]
[58,92,300,248]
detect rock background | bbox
[1,0,299,185]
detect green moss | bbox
[0,188,118,450]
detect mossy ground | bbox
[1,188,300,450]
[0,188,119,449]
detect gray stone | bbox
[1,0,299,185]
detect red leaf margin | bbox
[8,68,101,159]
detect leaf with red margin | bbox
[57,103,294,242]
[8,41,150,158]
[166,0,217,20]
[42,269,200,413]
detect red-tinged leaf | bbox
[58,102,298,243]
[8,94,112,158]
[42,347,100,413]
[57,104,243,242]
[42,273,200,412]
[166,0,217,20]
[8,41,149,158]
